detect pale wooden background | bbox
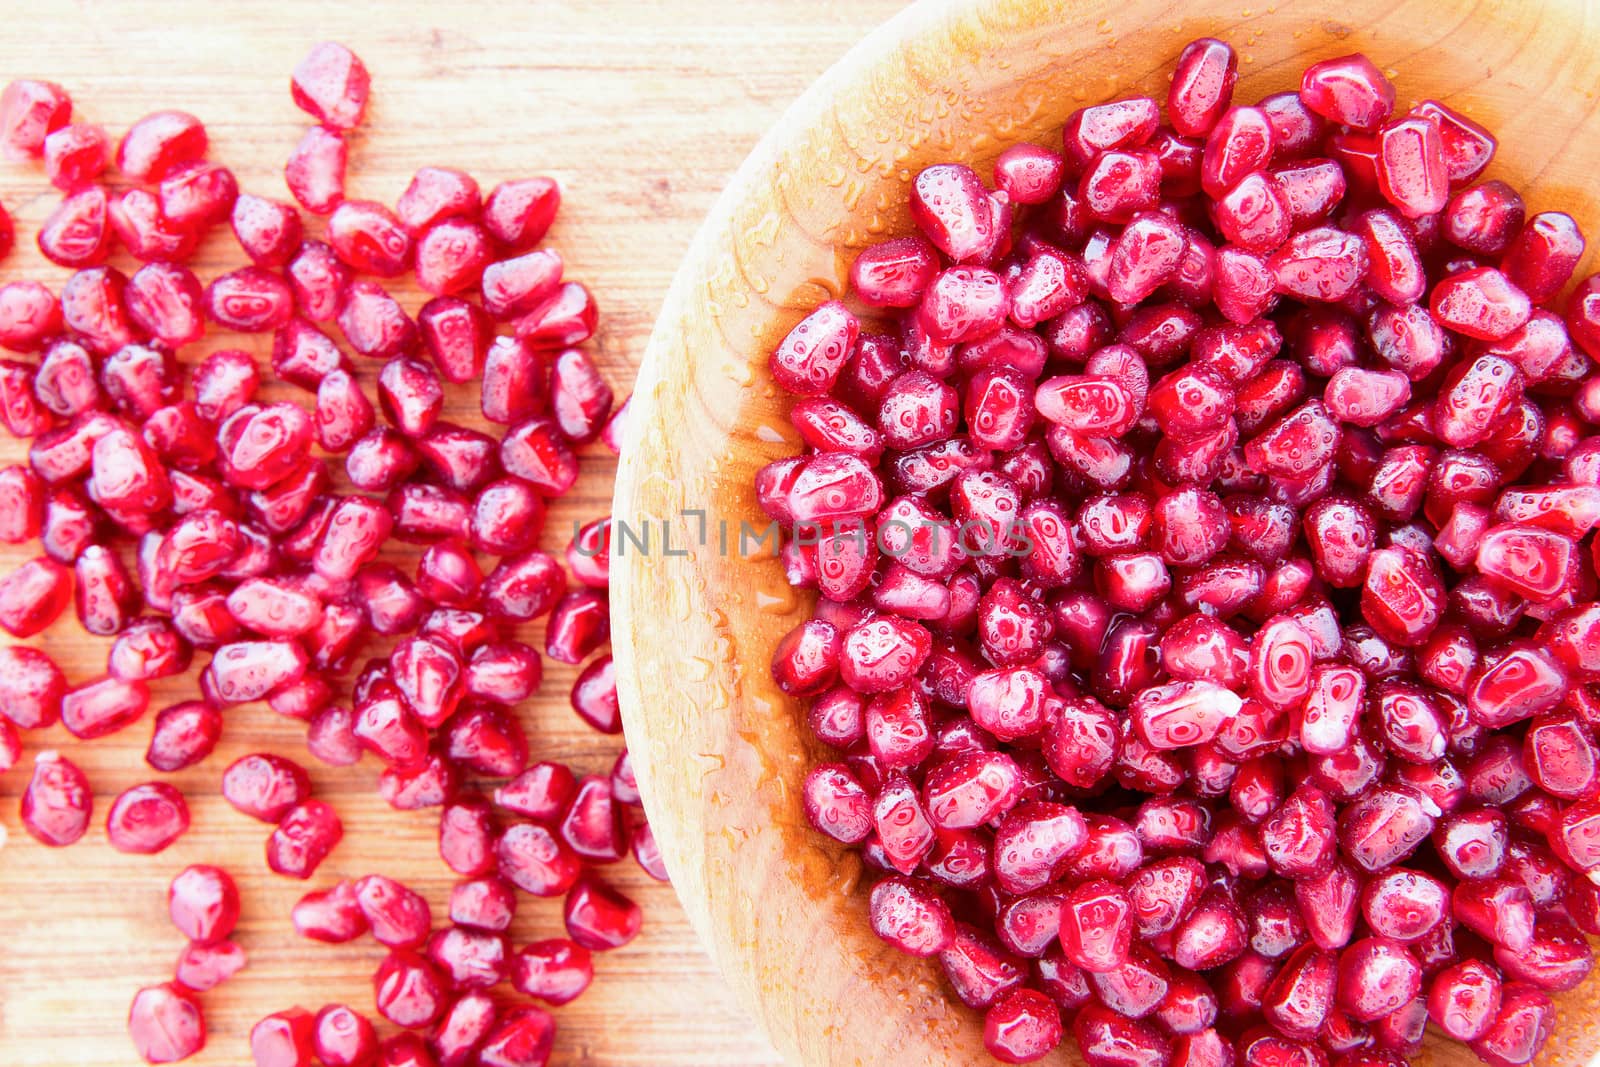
[0,3,905,1064]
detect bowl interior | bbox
[613,0,1600,1063]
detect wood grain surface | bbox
[612,1,1600,1066]
[0,2,905,1065]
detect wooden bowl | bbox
[611,0,1600,1063]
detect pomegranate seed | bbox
[285,125,347,215]
[414,219,492,296]
[328,200,412,277]
[291,42,369,129]
[128,983,205,1064]
[311,1005,377,1067]
[42,122,108,190]
[436,796,496,876]
[1470,984,1554,1067]
[140,700,217,771]
[504,939,594,1007]
[221,753,311,822]
[21,751,92,846]
[513,281,596,348]
[286,239,350,320]
[850,237,939,307]
[106,781,189,853]
[1502,211,1586,303]
[159,159,237,226]
[481,176,558,250]
[447,876,516,933]
[563,873,641,951]
[59,266,133,355]
[228,192,302,267]
[34,190,101,270]
[379,1033,438,1067]
[292,880,367,943]
[556,774,625,864]
[0,79,70,159]
[476,1008,555,1067]
[1169,38,1237,137]
[1299,54,1394,130]
[168,865,239,945]
[426,925,507,991]
[116,110,206,182]
[109,188,198,262]
[349,874,430,949]
[70,544,135,635]
[0,282,62,354]
[175,939,247,992]
[984,987,1063,1064]
[267,800,343,879]
[207,267,295,332]
[497,822,581,897]
[250,1008,316,1067]
[1075,1003,1169,1067]
[61,675,150,739]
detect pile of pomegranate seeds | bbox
[0,41,649,1067]
[764,37,1600,1067]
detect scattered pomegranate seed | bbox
[372,948,448,1029]
[222,752,312,822]
[167,865,240,945]
[451,875,518,932]
[174,938,247,992]
[1,79,71,160]
[106,782,191,854]
[510,938,594,1006]
[267,799,344,879]
[354,873,433,948]
[292,880,368,943]
[284,126,347,216]
[476,1006,555,1067]
[128,982,206,1064]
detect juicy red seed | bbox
[43,122,109,190]
[495,761,578,822]
[168,865,240,945]
[563,873,643,951]
[292,42,369,130]
[128,983,206,1064]
[482,176,559,250]
[110,188,198,263]
[570,654,619,733]
[328,199,412,277]
[497,821,582,897]
[174,940,247,992]
[21,751,92,846]
[116,110,206,182]
[206,267,295,333]
[222,753,311,822]
[231,193,303,267]
[414,218,492,295]
[451,876,518,933]
[62,675,151,739]
[267,800,344,879]
[292,880,368,943]
[354,874,432,949]
[311,1005,377,1067]
[1169,38,1238,137]
[1299,54,1395,130]
[1,79,71,160]
[106,782,190,854]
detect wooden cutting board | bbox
[0,2,904,1064]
